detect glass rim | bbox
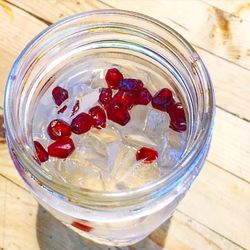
[4,9,215,205]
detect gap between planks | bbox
[2,172,245,250]
[3,0,250,73]
[1,0,250,124]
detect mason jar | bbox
[4,10,215,246]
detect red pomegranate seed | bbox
[134,87,152,105]
[48,136,75,159]
[168,102,187,132]
[136,147,158,163]
[112,90,135,110]
[71,112,93,134]
[71,100,80,117]
[107,102,130,126]
[57,105,67,114]
[71,221,93,232]
[119,78,144,92]
[105,68,124,89]
[47,119,71,140]
[34,141,49,163]
[151,88,173,112]
[89,106,106,129]
[52,86,69,106]
[98,88,112,107]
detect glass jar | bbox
[4,10,215,246]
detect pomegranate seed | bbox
[71,100,80,117]
[98,88,112,107]
[89,106,106,129]
[71,221,93,232]
[119,78,143,92]
[112,90,135,110]
[57,105,67,114]
[168,102,187,132]
[48,136,75,159]
[136,147,158,163]
[105,68,124,89]
[107,102,130,126]
[71,112,93,134]
[151,88,173,112]
[47,119,71,140]
[52,86,69,106]
[134,87,152,105]
[34,141,49,163]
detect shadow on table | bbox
[36,205,171,250]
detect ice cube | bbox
[121,161,161,189]
[158,146,182,170]
[167,128,186,150]
[89,68,106,89]
[44,158,105,190]
[157,128,186,169]
[107,142,136,179]
[73,88,100,114]
[122,105,149,132]
[122,130,157,148]
[72,133,108,173]
[90,126,121,144]
[121,106,158,148]
[32,102,57,146]
[144,109,170,143]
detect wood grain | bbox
[208,108,250,183]
[102,0,250,70]
[203,0,250,21]
[0,173,244,250]
[3,0,250,122]
[0,0,47,107]
[0,0,249,249]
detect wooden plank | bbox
[0,1,249,249]
[178,161,250,249]
[1,106,250,188]
[1,110,249,249]
[208,108,250,183]
[1,112,248,249]
[0,173,244,250]
[150,211,244,250]
[2,0,250,122]
[203,0,250,21]
[5,0,108,23]
[196,46,250,122]
[103,0,250,70]
[0,0,47,107]
[0,175,120,250]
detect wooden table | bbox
[0,1,250,249]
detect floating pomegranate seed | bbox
[71,100,80,117]
[57,105,67,114]
[47,119,71,140]
[89,106,106,129]
[98,88,112,107]
[48,136,75,159]
[112,90,135,110]
[119,78,143,92]
[168,102,187,132]
[52,86,69,106]
[107,102,130,126]
[151,88,173,112]
[105,68,124,89]
[134,87,152,105]
[71,221,93,232]
[136,147,158,163]
[34,141,49,163]
[71,112,93,134]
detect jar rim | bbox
[4,9,215,207]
